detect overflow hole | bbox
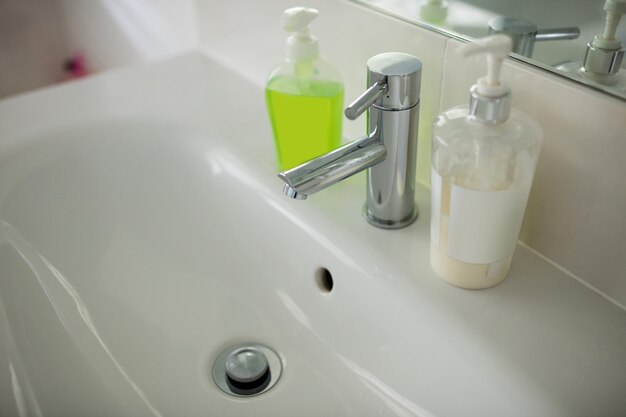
[315,268,334,293]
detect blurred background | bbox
[0,0,197,99]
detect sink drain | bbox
[213,343,282,397]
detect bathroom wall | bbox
[58,0,198,72]
[0,0,71,98]
[196,0,626,307]
[0,0,198,99]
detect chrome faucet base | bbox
[364,206,418,229]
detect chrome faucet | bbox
[278,52,421,229]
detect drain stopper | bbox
[213,343,282,397]
[225,347,270,394]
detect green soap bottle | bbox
[266,7,344,171]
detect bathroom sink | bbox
[1,52,625,417]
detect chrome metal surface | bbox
[213,343,282,398]
[488,17,580,58]
[225,347,269,383]
[367,53,422,110]
[283,183,306,200]
[345,78,387,120]
[278,53,421,229]
[468,85,512,124]
[583,43,625,74]
[278,129,387,197]
[536,27,581,42]
[364,105,419,228]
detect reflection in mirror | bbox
[487,17,580,58]
[354,0,626,100]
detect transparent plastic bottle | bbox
[430,36,543,289]
[265,7,344,171]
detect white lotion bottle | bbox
[430,35,543,289]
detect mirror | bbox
[353,0,626,100]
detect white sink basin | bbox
[1,52,625,417]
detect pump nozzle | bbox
[282,7,320,61]
[460,35,513,124]
[282,7,318,35]
[460,35,512,98]
[595,0,626,49]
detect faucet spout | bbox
[278,130,386,199]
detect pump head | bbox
[281,7,320,61]
[459,35,513,124]
[460,34,512,98]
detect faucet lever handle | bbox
[344,78,387,120]
[535,27,580,42]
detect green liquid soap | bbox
[266,76,344,171]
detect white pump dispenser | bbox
[583,0,626,80]
[591,0,626,51]
[557,0,626,93]
[282,7,320,62]
[430,35,543,289]
[462,35,511,97]
[461,35,513,124]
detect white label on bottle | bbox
[430,168,442,249]
[446,180,531,264]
